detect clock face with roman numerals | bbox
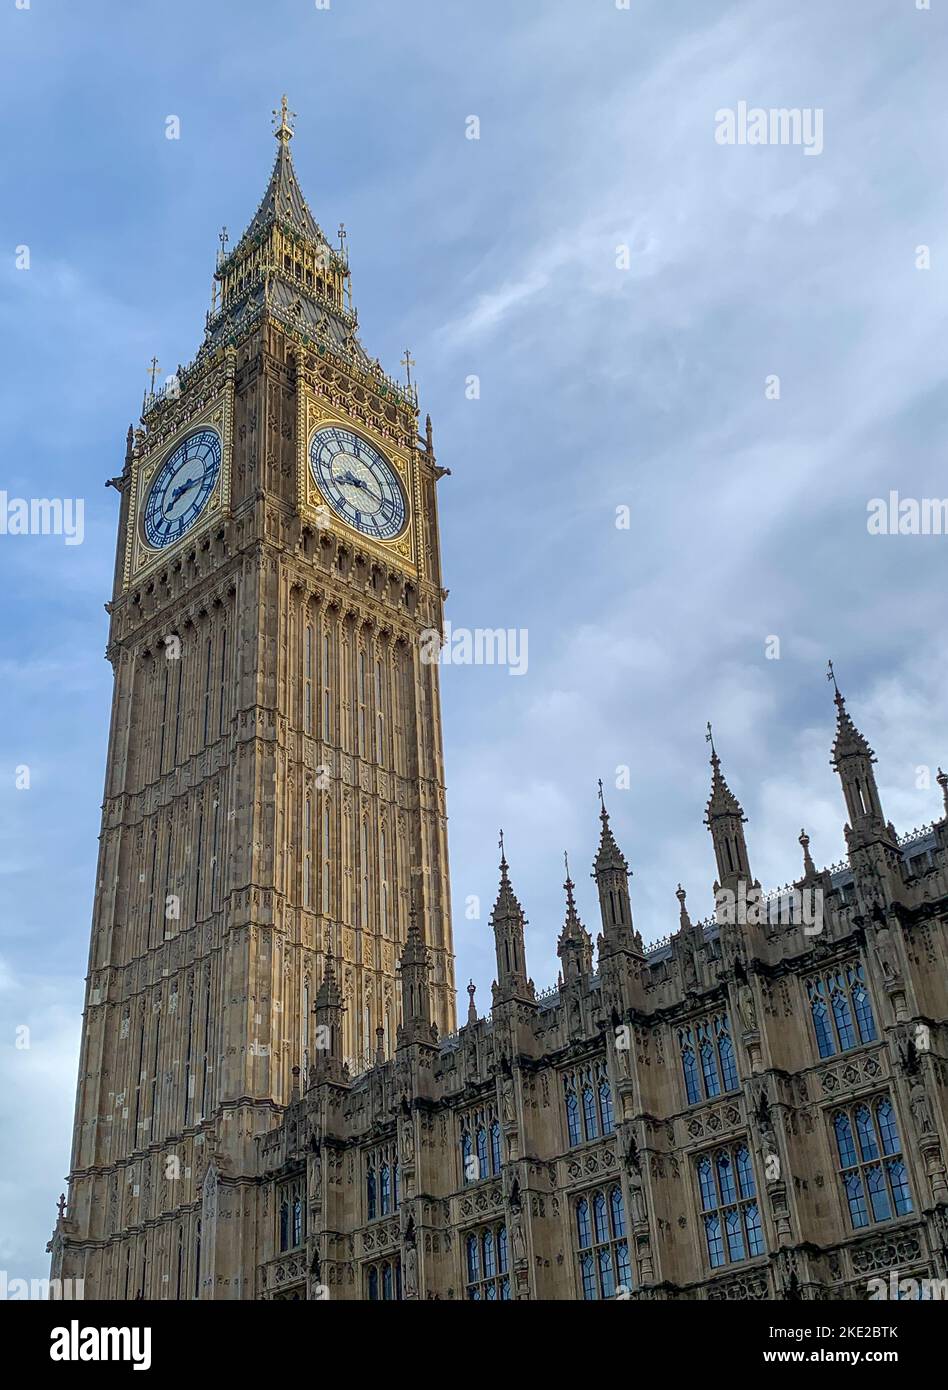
[309,426,407,542]
[143,428,221,549]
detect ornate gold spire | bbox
[272,94,296,143]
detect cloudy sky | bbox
[1,0,947,1284]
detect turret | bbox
[592,783,640,956]
[490,834,535,1006]
[828,662,896,850]
[397,898,437,1047]
[704,724,755,897]
[557,853,593,982]
[310,948,347,1085]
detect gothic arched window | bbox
[574,1188,630,1298]
[366,1166,377,1221]
[490,1120,502,1175]
[833,1097,912,1230]
[807,963,876,1057]
[695,1144,763,1270]
[582,1085,599,1141]
[380,1163,391,1216]
[464,1224,509,1300]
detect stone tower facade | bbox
[50,109,948,1302]
[50,104,455,1299]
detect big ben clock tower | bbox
[52,100,455,1299]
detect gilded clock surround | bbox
[300,393,416,569]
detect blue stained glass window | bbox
[700,1036,721,1098]
[810,983,836,1058]
[866,1165,891,1223]
[461,1130,473,1183]
[681,1042,701,1105]
[809,964,877,1056]
[831,981,856,1051]
[850,966,876,1043]
[705,1214,725,1268]
[736,1146,756,1199]
[717,1151,737,1205]
[366,1168,376,1220]
[855,1106,878,1162]
[368,1267,379,1301]
[582,1086,599,1140]
[594,1192,609,1244]
[566,1089,581,1147]
[877,1101,900,1156]
[393,1160,399,1210]
[718,1029,738,1093]
[599,1248,616,1299]
[498,1226,508,1273]
[580,1253,596,1300]
[279,1199,289,1253]
[698,1157,716,1213]
[599,1080,615,1136]
[576,1198,592,1248]
[745,1203,765,1257]
[476,1126,488,1178]
[834,1112,858,1169]
[482,1230,495,1279]
[616,1241,632,1290]
[490,1120,502,1175]
[610,1186,626,1239]
[382,1263,393,1301]
[380,1163,391,1215]
[725,1208,745,1263]
[888,1161,913,1215]
[466,1234,479,1283]
[844,1171,869,1228]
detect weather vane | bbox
[706,721,716,757]
[147,356,161,393]
[402,348,416,388]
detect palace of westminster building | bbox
[50,105,948,1302]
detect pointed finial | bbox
[938,768,948,817]
[499,828,506,868]
[827,658,846,712]
[799,828,816,878]
[272,94,296,143]
[57,1192,66,1221]
[402,348,416,388]
[676,883,692,929]
[425,413,434,454]
[598,778,608,819]
[375,1025,385,1066]
[706,721,718,763]
[467,978,477,1024]
[147,356,161,394]
[338,221,347,249]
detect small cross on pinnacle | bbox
[272,94,295,143]
[218,226,228,261]
[402,348,416,388]
[498,828,506,865]
[706,721,717,758]
[147,356,161,393]
[827,659,840,695]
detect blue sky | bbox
[2,0,948,1283]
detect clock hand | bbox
[170,477,199,505]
